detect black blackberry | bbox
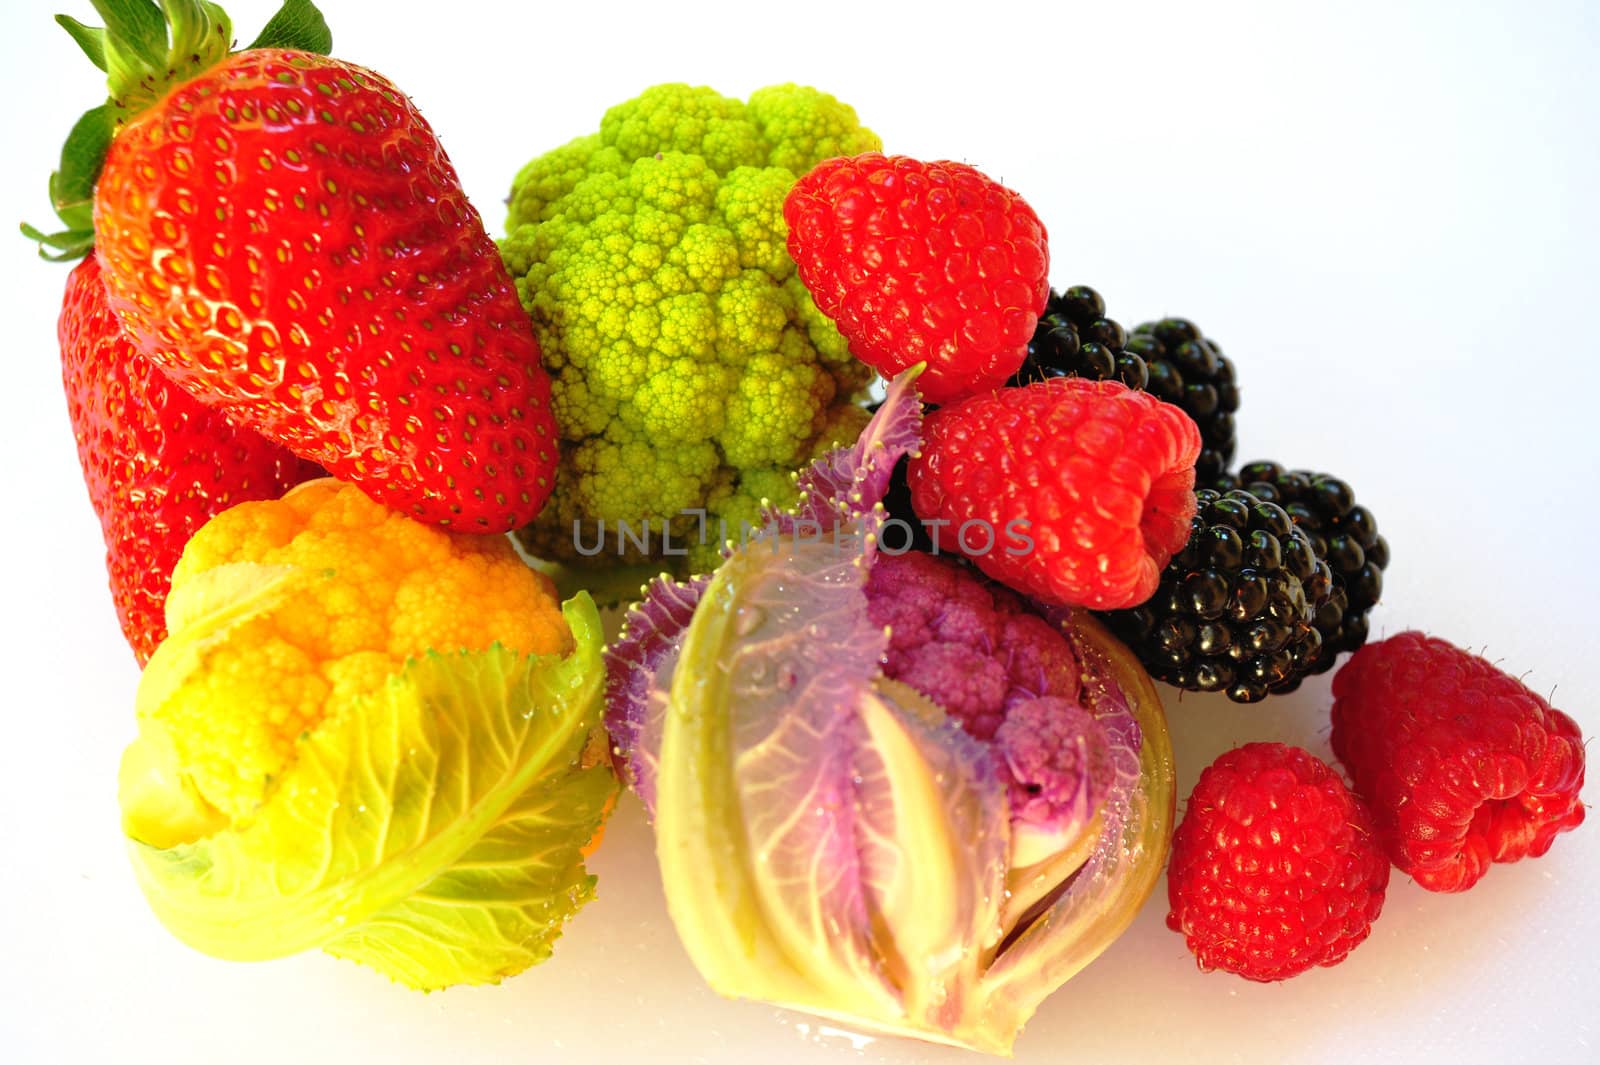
[1124,318,1240,481]
[1011,285,1149,391]
[1009,286,1240,480]
[1104,488,1336,703]
[1215,462,1388,672]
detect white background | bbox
[2,1,1596,1062]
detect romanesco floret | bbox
[499,83,880,572]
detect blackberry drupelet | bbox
[1216,462,1388,672]
[1104,488,1336,703]
[1009,287,1240,480]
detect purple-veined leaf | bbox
[603,572,708,814]
[608,366,923,812]
[654,521,903,1020]
[765,367,924,535]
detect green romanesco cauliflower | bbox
[499,83,879,573]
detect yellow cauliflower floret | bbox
[145,480,570,824]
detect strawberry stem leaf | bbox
[90,0,170,76]
[248,0,331,53]
[19,223,95,262]
[56,15,109,71]
[21,102,113,261]
[30,0,332,261]
[88,0,234,116]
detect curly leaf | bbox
[609,367,921,813]
[603,572,708,813]
[123,595,612,989]
[765,366,924,534]
[647,510,1171,1052]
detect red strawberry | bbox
[907,377,1200,610]
[40,1,557,531]
[784,153,1049,405]
[1166,743,1390,982]
[1331,632,1586,892]
[59,255,318,664]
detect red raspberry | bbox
[906,377,1200,610]
[1166,743,1390,982]
[783,153,1049,405]
[1330,632,1587,893]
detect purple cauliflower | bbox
[995,696,1113,829]
[604,370,1176,1053]
[863,549,1081,740]
[863,548,1115,838]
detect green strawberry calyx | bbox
[22,0,333,261]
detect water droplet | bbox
[735,605,766,636]
[814,1025,875,1052]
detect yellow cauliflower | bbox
[141,479,570,822]
[119,480,613,989]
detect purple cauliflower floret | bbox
[863,550,1081,739]
[863,549,1117,836]
[994,696,1113,829]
